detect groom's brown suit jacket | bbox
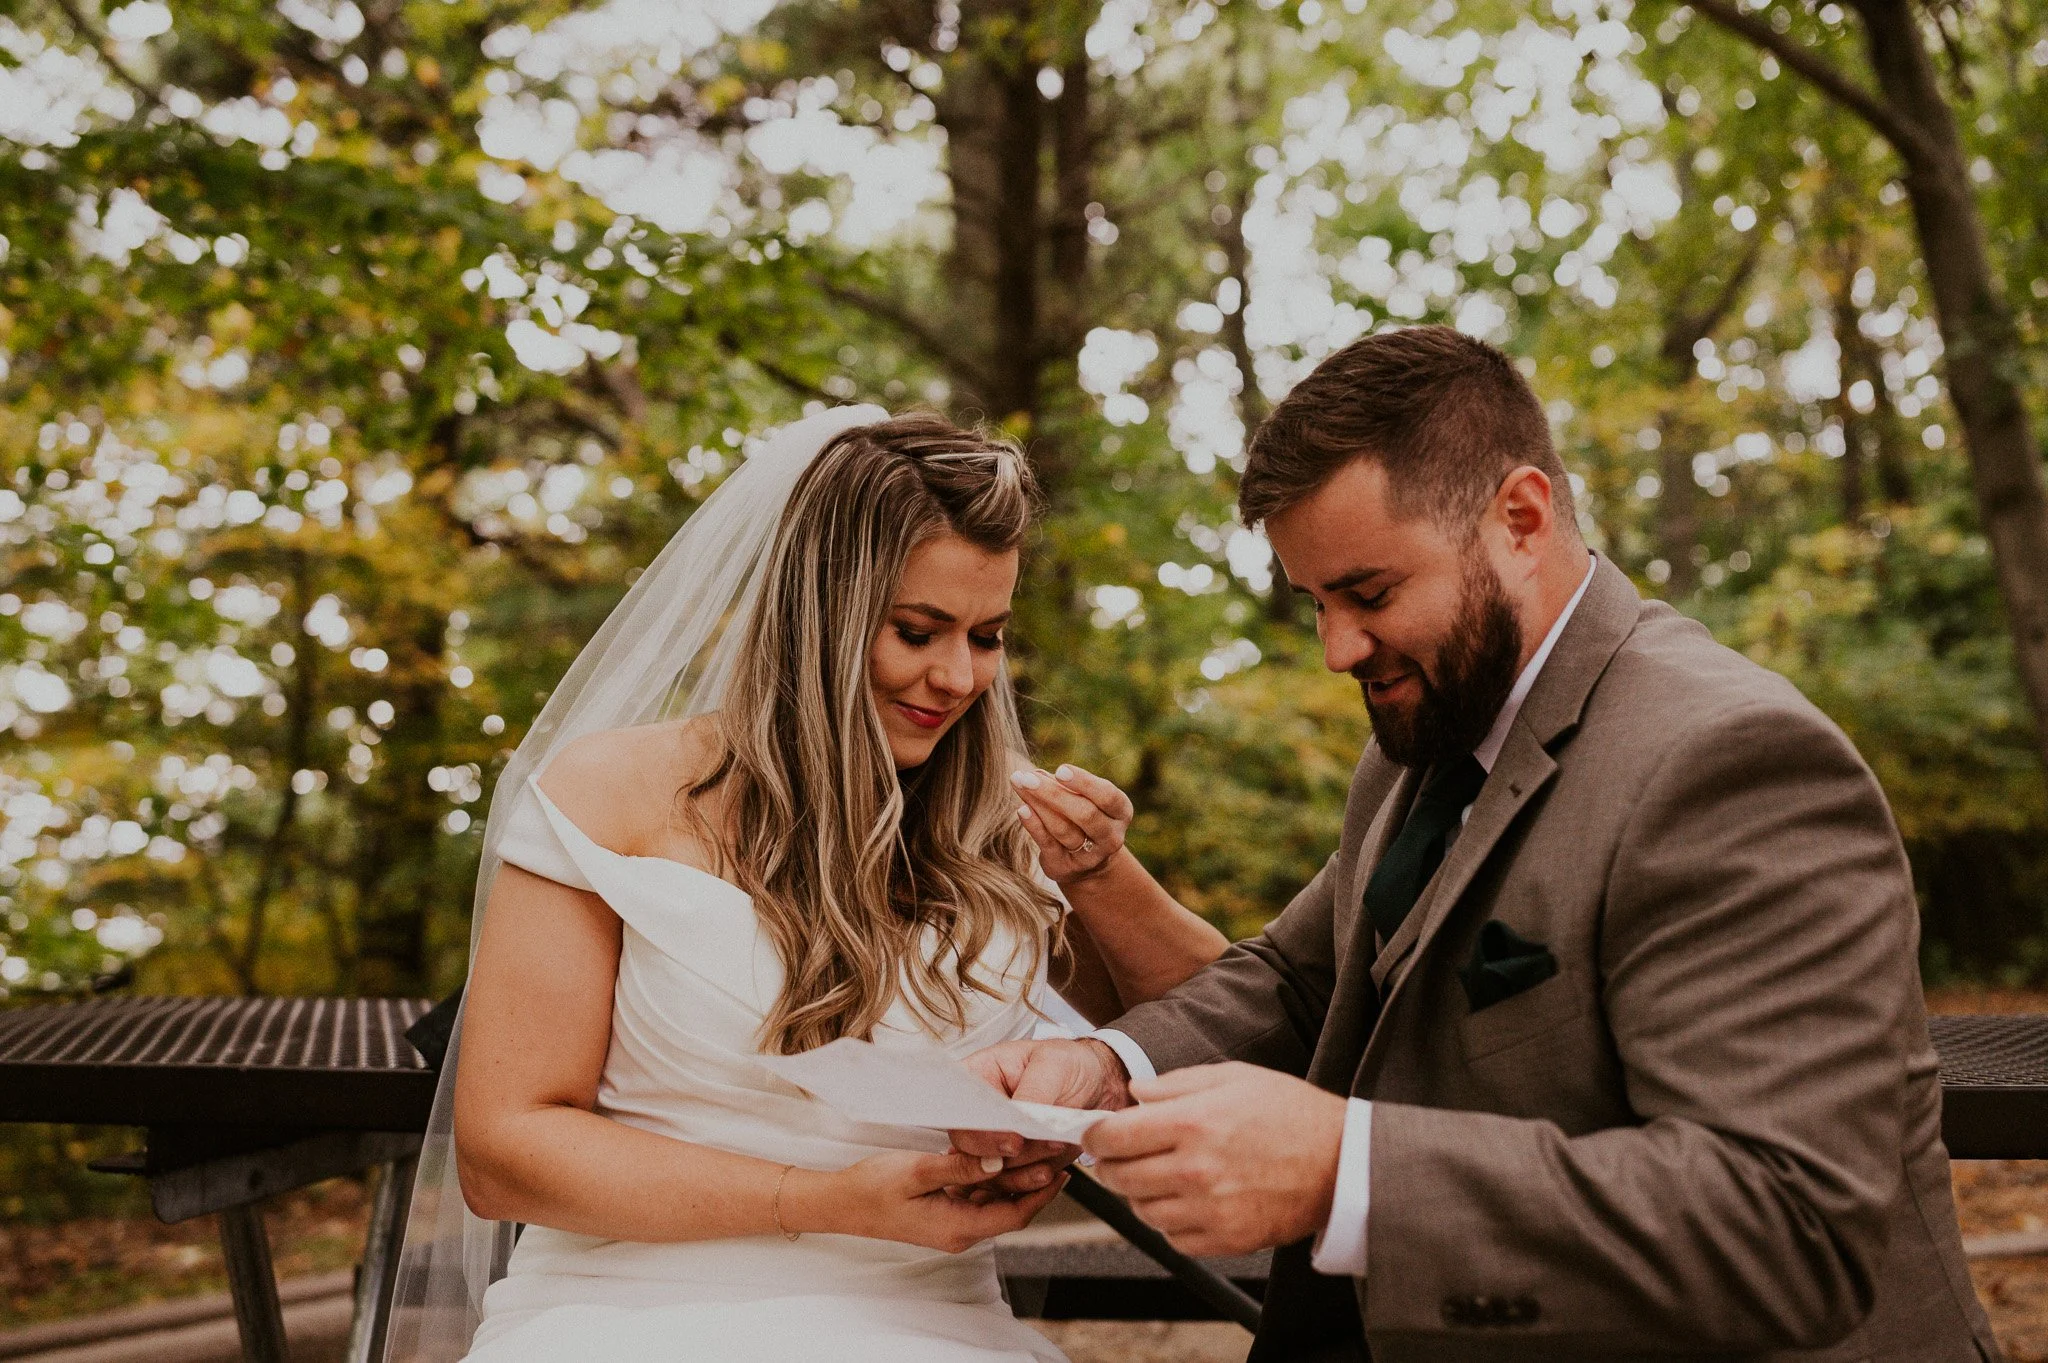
[1111,557,1999,1362]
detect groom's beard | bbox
[1357,558,1523,769]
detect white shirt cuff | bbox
[1310,1098,1372,1276]
[1087,1028,1157,1084]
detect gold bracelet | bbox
[771,1163,801,1241]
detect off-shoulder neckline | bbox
[525,775,752,904]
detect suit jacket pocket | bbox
[1458,919,1559,1012]
[1458,964,1583,1062]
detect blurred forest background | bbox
[2,0,2047,1079]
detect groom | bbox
[966,327,1998,1360]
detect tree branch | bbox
[1927,1,1976,103]
[431,494,591,589]
[1676,0,1935,164]
[709,328,840,403]
[1660,229,1766,370]
[235,551,317,985]
[190,847,258,995]
[812,275,993,396]
[752,356,842,404]
[311,876,355,992]
[593,362,648,427]
[48,0,166,118]
[544,393,626,450]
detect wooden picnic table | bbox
[1,997,2042,1360]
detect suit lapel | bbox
[1303,754,1415,1092]
[1342,758,1417,953]
[1369,724,1557,997]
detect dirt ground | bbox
[0,1176,369,1326]
[1962,1172,2048,1363]
[5,987,2046,1361]
[1038,1319,1252,1362]
[4,1165,2032,1361]
[1937,984,2048,1362]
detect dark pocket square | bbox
[1459,920,1559,1013]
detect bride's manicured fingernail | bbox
[1056,765,1075,782]
[1011,770,1040,788]
[1017,805,1032,821]
[980,1155,1005,1174]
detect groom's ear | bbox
[1491,465,1559,552]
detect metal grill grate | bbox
[0,997,432,1074]
[3,1001,2045,1153]
[1928,1014,2048,1088]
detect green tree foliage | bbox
[1,0,2044,1007]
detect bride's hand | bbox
[1011,764,1134,886]
[792,1150,1067,1254]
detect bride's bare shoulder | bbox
[533,716,724,854]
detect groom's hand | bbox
[1082,1062,1347,1258]
[948,1039,1133,1199]
[964,1037,1136,1114]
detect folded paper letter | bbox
[757,1038,1111,1144]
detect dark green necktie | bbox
[1363,755,1489,944]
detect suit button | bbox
[1440,1293,1540,1328]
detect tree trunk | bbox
[1035,54,1096,497]
[1692,0,2048,770]
[935,24,1053,457]
[989,62,1043,423]
[1874,405,1915,507]
[1652,273,1749,599]
[1220,180,1265,437]
[1635,153,1758,596]
[1234,182,1299,623]
[1656,414,1702,596]
[1046,57,1093,342]
[1825,242,1914,513]
[354,613,446,996]
[1856,0,2048,766]
[1210,21,1298,622]
[1837,393,1870,524]
[235,551,319,987]
[1218,18,1267,445]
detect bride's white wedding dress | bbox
[459,776,1069,1363]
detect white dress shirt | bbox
[1093,551,1597,1277]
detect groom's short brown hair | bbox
[1238,325,1574,531]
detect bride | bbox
[382,406,1229,1362]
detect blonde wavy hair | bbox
[689,414,1062,1054]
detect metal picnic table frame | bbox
[0,997,435,1363]
[0,996,2043,1362]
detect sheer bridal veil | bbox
[381,404,889,1363]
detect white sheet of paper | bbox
[757,1037,1110,1144]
